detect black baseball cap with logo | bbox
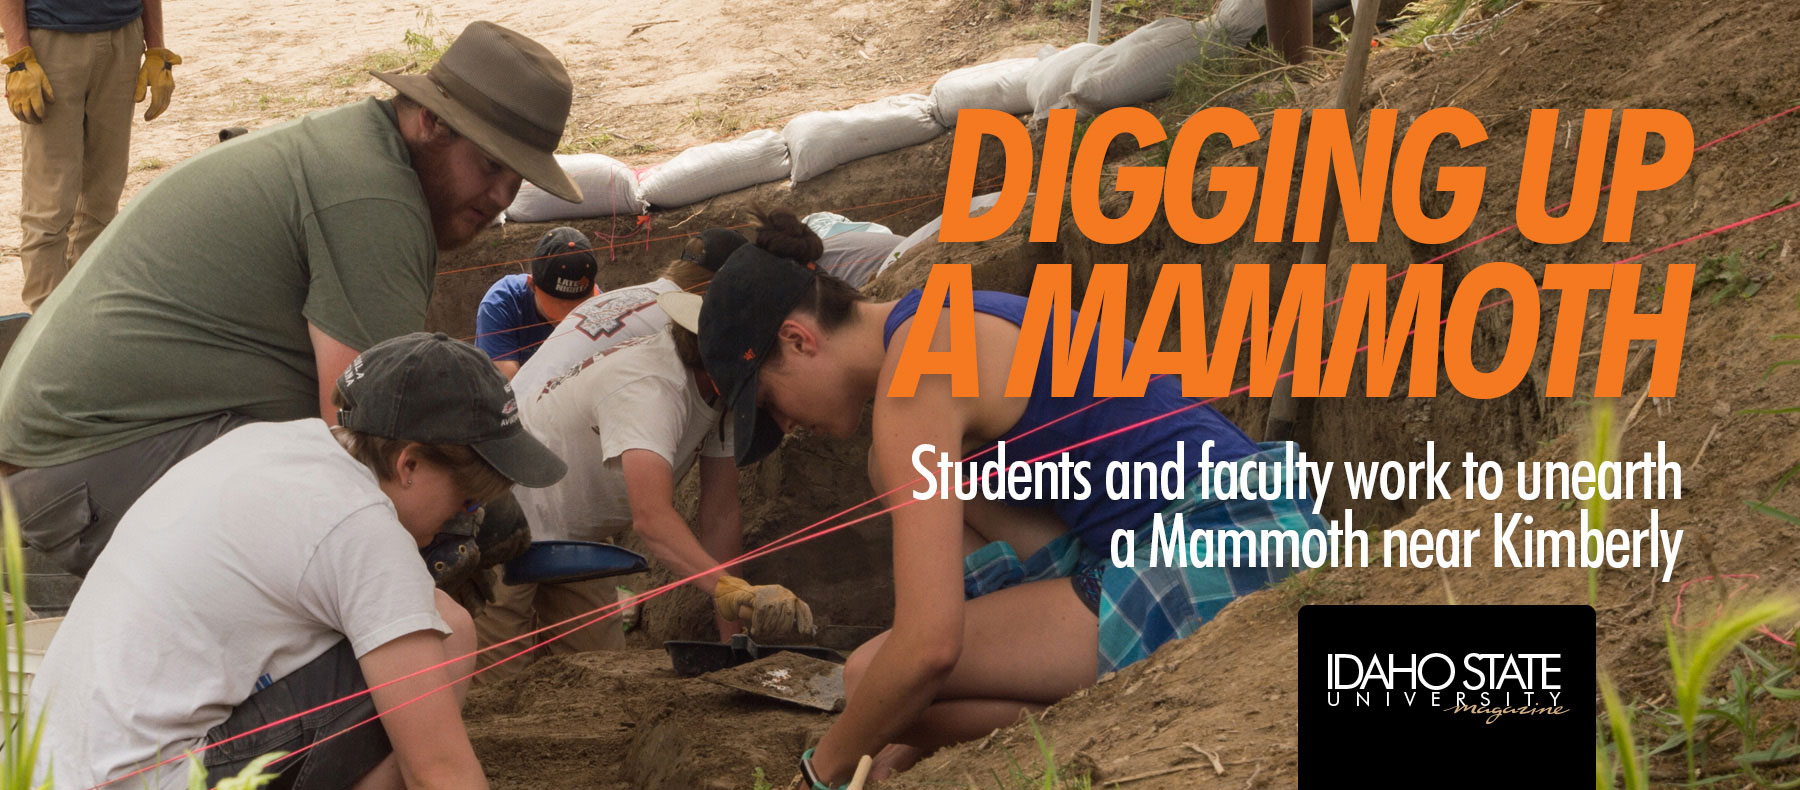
[530,227,598,300]
[336,332,567,487]
[679,228,750,273]
[657,244,817,466]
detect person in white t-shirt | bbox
[474,320,816,681]
[29,332,567,790]
[511,227,749,404]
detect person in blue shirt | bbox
[664,246,1326,788]
[475,225,599,378]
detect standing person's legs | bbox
[471,574,540,683]
[1264,0,1314,64]
[537,578,626,653]
[66,19,143,267]
[18,29,92,311]
[472,575,622,684]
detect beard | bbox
[408,133,502,251]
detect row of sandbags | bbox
[504,0,1350,223]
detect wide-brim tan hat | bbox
[374,20,583,204]
[658,291,703,333]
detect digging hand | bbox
[713,575,816,643]
[4,47,54,124]
[134,47,181,121]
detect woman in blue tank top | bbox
[663,238,1325,789]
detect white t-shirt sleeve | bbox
[297,504,449,658]
[597,377,692,469]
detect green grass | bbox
[1692,249,1764,304]
[680,101,767,140]
[975,0,1210,36]
[3,489,48,790]
[1602,610,1800,789]
[557,132,658,159]
[1579,403,1615,608]
[1666,597,1800,786]
[984,715,1092,790]
[1138,42,1324,168]
[330,10,456,88]
[1599,672,1647,790]
[1165,42,1319,119]
[1386,0,1513,48]
[1271,568,1365,611]
[194,751,285,790]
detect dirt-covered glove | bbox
[472,494,531,568]
[714,575,816,643]
[441,567,498,618]
[423,531,480,588]
[134,47,180,121]
[4,47,54,124]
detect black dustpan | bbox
[664,632,842,677]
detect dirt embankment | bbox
[464,0,1800,787]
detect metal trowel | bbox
[698,651,846,712]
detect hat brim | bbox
[374,71,583,204]
[657,291,703,333]
[473,427,569,488]
[727,373,786,467]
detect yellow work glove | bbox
[713,575,816,643]
[134,47,180,121]
[3,47,54,124]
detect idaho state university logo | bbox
[1298,605,1594,788]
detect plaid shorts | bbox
[963,442,1326,676]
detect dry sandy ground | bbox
[0,0,1061,316]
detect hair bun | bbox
[751,208,825,264]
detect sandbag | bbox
[928,57,1038,126]
[1068,17,1234,115]
[802,211,894,239]
[886,190,1014,267]
[505,153,647,222]
[818,231,906,288]
[1025,42,1103,120]
[782,94,947,183]
[638,129,791,209]
[1213,0,1353,40]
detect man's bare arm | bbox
[308,322,362,426]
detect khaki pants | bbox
[473,570,625,684]
[18,20,143,311]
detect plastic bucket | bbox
[2,617,62,733]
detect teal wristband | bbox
[799,748,848,790]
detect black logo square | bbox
[1299,605,1595,787]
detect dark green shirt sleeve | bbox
[300,198,437,351]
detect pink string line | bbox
[1317,103,1800,315]
[88,105,1800,790]
[1671,574,1798,647]
[434,180,998,278]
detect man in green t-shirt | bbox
[0,20,586,577]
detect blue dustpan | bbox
[502,541,649,585]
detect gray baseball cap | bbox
[336,332,567,488]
